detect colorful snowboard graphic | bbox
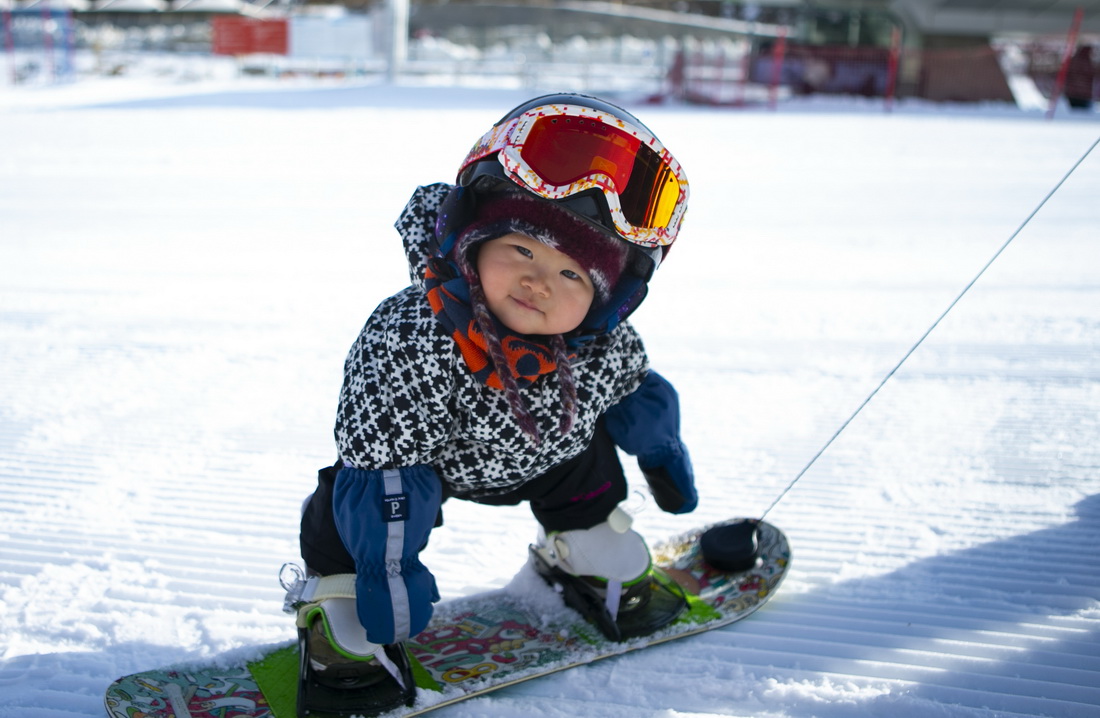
[104,519,790,718]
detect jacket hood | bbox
[396,183,454,292]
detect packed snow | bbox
[1,67,1099,718]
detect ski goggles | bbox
[461,104,689,248]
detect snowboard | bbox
[104,518,789,718]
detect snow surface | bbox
[1,69,1099,718]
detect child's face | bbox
[477,233,595,336]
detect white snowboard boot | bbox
[281,567,415,716]
[530,506,687,641]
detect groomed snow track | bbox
[2,82,1098,718]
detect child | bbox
[293,93,697,713]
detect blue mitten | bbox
[332,464,442,644]
[604,371,698,514]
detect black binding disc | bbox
[700,519,760,572]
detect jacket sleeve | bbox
[331,291,455,643]
[603,370,698,514]
[335,288,457,471]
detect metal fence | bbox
[4,7,1096,116]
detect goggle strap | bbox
[463,117,519,170]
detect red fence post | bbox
[769,26,787,110]
[1047,6,1084,119]
[668,48,685,102]
[885,26,901,112]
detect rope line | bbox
[759,133,1100,521]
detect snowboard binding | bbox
[281,565,417,717]
[297,628,415,718]
[530,545,689,642]
[529,508,690,642]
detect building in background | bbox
[3,0,1097,106]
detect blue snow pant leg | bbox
[332,464,443,645]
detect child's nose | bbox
[522,268,551,293]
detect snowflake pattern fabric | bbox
[334,184,649,499]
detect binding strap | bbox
[281,568,407,689]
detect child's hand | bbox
[639,445,698,514]
[605,371,699,514]
[332,464,443,644]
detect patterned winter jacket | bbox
[334,183,650,499]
